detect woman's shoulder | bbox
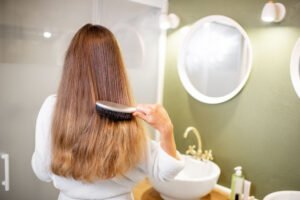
[43,94,57,106]
[45,94,57,101]
[38,94,57,115]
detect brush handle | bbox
[96,101,136,113]
[135,108,146,115]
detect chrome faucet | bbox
[183,127,213,161]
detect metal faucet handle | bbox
[186,145,196,156]
[201,149,213,161]
[183,126,214,161]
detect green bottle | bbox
[230,166,244,200]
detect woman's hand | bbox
[133,104,179,160]
[133,104,173,135]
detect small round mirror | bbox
[178,15,252,104]
[290,37,300,99]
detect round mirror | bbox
[290,37,300,99]
[178,15,252,104]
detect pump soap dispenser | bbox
[230,166,244,200]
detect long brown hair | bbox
[51,24,146,182]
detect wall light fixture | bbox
[261,1,286,22]
[159,13,180,29]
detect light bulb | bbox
[43,31,52,38]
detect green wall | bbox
[164,0,300,199]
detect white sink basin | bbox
[263,191,300,200]
[149,155,221,200]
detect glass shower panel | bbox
[0,0,162,198]
[99,0,161,137]
[100,0,161,104]
[0,0,94,66]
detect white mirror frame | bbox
[290,37,300,99]
[178,15,253,104]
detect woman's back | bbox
[50,24,146,182]
[32,94,184,200]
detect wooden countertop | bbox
[132,178,231,200]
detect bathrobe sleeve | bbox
[143,139,185,182]
[31,94,56,182]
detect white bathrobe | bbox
[31,94,185,200]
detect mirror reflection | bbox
[185,21,248,97]
[179,16,252,103]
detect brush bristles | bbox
[96,105,133,121]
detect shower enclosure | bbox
[0,0,166,199]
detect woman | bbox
[32,24,184,200]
